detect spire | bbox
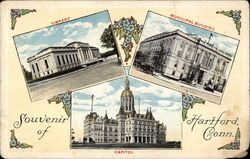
[138,97,140,114]
[104,110,108,119]
[118,106,125,115]
[125,77,130,90]
[91,94,94,112]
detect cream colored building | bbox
[83,78,166,144]
[27,42,102,80]
[134,30,232,92]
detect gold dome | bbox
[121,89,133,97]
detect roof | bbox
[27,46,76,61]
[140,29,232,60]
[65,41,88,47]
[121,89,133,97]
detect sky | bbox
[13,10,112,72]
[141,11,239,57]
[71,73,182,142]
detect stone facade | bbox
[83,78,166,144]
[27,42,102,80]
[134,30,232,92]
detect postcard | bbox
[0,1,249,159]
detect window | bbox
[172,71,176,75]
[32,64,35,73]
[44,60,49,69]
[207,58,213,68]
[69,55,73,63]
[177,50,182,57]
[195,53,200,63]
[57,56,61,65]
[180,73,183,79]
[65,55,69,64]
[76,54,79,61]
[182,64,185,70]
[221,61,226,73]
[174,60,179,67]
[36,63,39,72]
[185,46,192,59]
[202,53,209,66]
[61,55,66,64]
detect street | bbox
[129,67,222,104]
[28,58,124,101]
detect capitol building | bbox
[83,78,166,144]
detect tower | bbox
[120,78,134,113]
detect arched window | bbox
[201,52,209,66]
[185,45,192,59]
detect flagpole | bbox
[91,95,94,113]
[208,33,213,44]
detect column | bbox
[81,50,85,63]
[211,56,217,70]
[88,49,93,59]
[77,49,84,64]
[153,136,156,143]
[131,135,135,143]
[30,63,35,79]
[51,55,57,73]
[36,60,42,77]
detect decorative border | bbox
[182,93,205,121]
[216,10,241,35]
[10,130,33,148]
[218,127,241,150]
[112,17,143,64]
[11,9,36,30]
[48,91,72,117]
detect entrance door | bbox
[197,71,204,84]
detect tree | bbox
[21,65,32,81]
[100,24,121,64]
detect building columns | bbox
[131,135,135,143]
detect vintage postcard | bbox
[13,10,124,102]
[0,1,249,159]
[129,11,240,104]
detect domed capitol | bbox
[83,78,166,144]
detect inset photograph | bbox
[71,77,182,149]
[130,11,240,104]
[13,10,124,101]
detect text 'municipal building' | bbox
[134,30,232,92]
[83,78,166,144]
[27,42,102,79]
